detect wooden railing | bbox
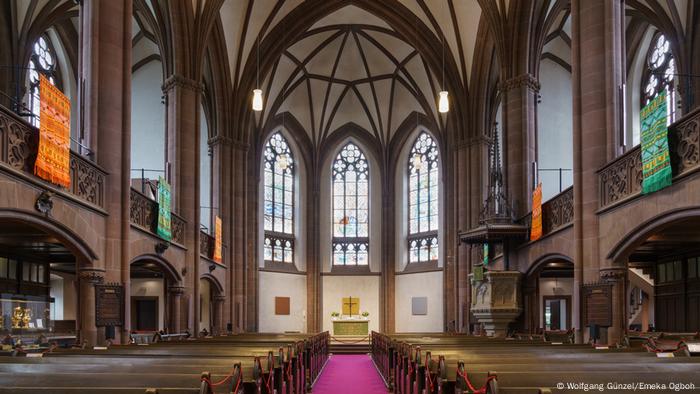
[0,104,106,208]
[129,187,185,245]
[598,107,700,211]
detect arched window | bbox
[263,132,294,264]
[407,132,439,263]
[643,33,677,124]
[332,143,369,266]
[27,35,59,128]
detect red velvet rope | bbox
[424,358,435,392]
[264,363,274,393]
[455,368,497,394]
[200,367,241,394]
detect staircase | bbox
[330,336,370,354]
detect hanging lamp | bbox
[252,36,263,112]
[438,2,449,113]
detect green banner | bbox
[473,265,484,282]
[641,90,672,194]
[483,244,489,266]
[157,176,172,240]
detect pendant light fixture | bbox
[252,35,263,112]
[438,2,449,113]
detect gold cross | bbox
[342,296,359,316]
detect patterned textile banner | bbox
[34,74,71,187]
[156,176,172,240]
[641,90,672,194]
[214,216,223,263]
[530,183,543,241]
[483,244,489,266]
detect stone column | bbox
[212,295,226,335]
[79,0,132,344]
[500,74,539,217]
[231,143,249,332]
[168,286,185,333]
[78,268,105,346]
[571,0,625,344]
[163,75,202,334]
[601,268,627,345]
[210,136,232,331]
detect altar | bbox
[332,319,369,336]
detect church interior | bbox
[0,0,700,392]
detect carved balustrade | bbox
[129,187,186,245]
[542,186,574,234]
[598,107,700,211]
[200,230,215,260]
[0,104,106,208]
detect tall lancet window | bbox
[408,132,439,263]
[643,33,677,124]
[263,132,294,264]
[27,35,59,128]
[332,143,369,266]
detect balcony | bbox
[521,186,574,242]
[0,104,106,209]
[598,106,700,211]
[129,188,186,246]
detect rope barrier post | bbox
[199,371,211,394]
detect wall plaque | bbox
[582,283,612,327]
[412,297,428,315]
[275,297,290,315]
[95,283,124,327]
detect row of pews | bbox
[371,331,700,394]
[0,332,329,393]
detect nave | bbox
[1,330,699,393]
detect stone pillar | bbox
[78,268,105,346]
[601,268,627,345]
[163,75,202,334]
[571,0,625,343]
[168,286,185,333]
[210,136,232,331]
[212,295,225,335]
[79,0,132,344]
[231,143,249,332]
[500,74,539,217]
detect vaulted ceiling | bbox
[219,0,484,146]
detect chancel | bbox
[1,0,700,392]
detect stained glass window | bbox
[332,143,369,266]
[27,35,59,128]
[263,132,294,263]
[407,132,439,263]
[643,33,677,125]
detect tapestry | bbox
[156,176,172,240]
[641,90,672,194]
[34,74,71,187]
[483,244,489,266]
[214,216,223,263]
[530,183,543,241]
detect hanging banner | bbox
[156,176,172,240]
[482,244,489,266]
[530,183,543,241]
[34,74,71,188]
[214,216,223,263]
[641,90,672,194]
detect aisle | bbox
[313,354,387,393]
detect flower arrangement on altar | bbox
[361,311,369,319]
[330,311,340,320]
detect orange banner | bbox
[530,183,543,241]
[214,216,223,263]
[34,74,71,188]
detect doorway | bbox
[543,295,571,331]
[132,297,158,331]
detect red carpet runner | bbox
[313,354,387,393]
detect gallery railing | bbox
[129,187,186,245]
[0,104,106,209]
[542,186,574,234]
[598,106,700,211]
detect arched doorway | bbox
[130,255,182,334]
[199,274,224,336]
[0,209,96,345]
[521,255,574,334]
[609,209,700,333]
